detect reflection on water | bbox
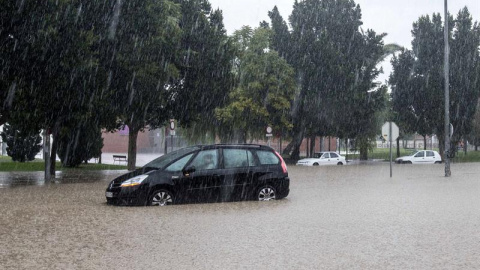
[0,170,128,188]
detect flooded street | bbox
[1,163,480,269]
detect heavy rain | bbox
[1,0,480,269]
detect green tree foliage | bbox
[0,123,42,162]
[57,121,104,167]
[169,0,234,142]
[270,0,388,159]
[390,8,480,157]
[215,26,296,142]
[104,0,182,170]
[468,99,480,150]
[0,0,115,174]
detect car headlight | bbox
[120,175,149,187]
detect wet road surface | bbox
[1,163,480,269]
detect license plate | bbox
[105,192,114,198]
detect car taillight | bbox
[274,151,288,174]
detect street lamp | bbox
[444,0,451,177]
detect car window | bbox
[414,151,424,158]
[144,146,199,169]
[330,153,339,158]
[247,150,256,166]
[256,150,279,165]
[426,151,435,157]
[223,149,250,168]
[322,153,330,158]
[189,149,219,171]
[164,153,194,172]
[313,153,323,158]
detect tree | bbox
[270,0,388,160]
[216,26,296,142]
[0,0,115,177]
[467,98,480,151]
[104,0,182,170]
[169,0,234,142]
[57,120,104,167]
[448,8,480,155]
[0,123,42,162]
[390,8,480,158]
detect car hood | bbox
[297,158,320,163]
[111,167,159,184]
[396,155,413,161]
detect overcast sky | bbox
[208,0,480,83]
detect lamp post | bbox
[444,0,451,177]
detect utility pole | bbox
[444,0,451,177]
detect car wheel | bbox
[434,161,442,164]
[313,163,319,166]
[337,162,343,165]
[405,161,412,164]
[149,189,174,206]
[257,186,276,201]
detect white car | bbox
[395,150,442,164]
[296,152,346,166]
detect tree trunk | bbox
[309,135,316,157]
[396,137,400,157]
[359,145,368,160]
[423,135,427,150]
[43,130,51,182]
[282,122,305,159]
[345,138,349,161]
[358,138,369,160]
[50,132,59,177]
[328,136,331,151]
[438,134,445,160]
[288,128,305,160]
[128,128,139,171]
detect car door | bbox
[411,151,426,164]
[320,153,330,165]
[163,153,195,202]
[329,152,341,165]
[425,151,437,164]
[220,148,253,201]
[184,149,222,202]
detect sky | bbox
[208,0,480,83]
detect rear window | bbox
[256,150,279,165]
[223,149,251,168]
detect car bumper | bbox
[276,177,290,198]
[296,163,312,166]
[105,185,149,206]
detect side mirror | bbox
[183,165,196,176]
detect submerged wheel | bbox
[337,162,343,165]
[313,163,319,166]
[257,186,276,201]
[149,189,174,206]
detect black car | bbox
[105,144,290,206]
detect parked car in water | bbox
[395,150,442,164]
[296,151,346,166]
[105,144,290,206]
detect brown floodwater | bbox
[1,163,480,269]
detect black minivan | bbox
[105,144,290,206]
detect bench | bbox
[113,155,127,164]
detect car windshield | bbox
[313,153,324,158]
[144,146,200,169]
